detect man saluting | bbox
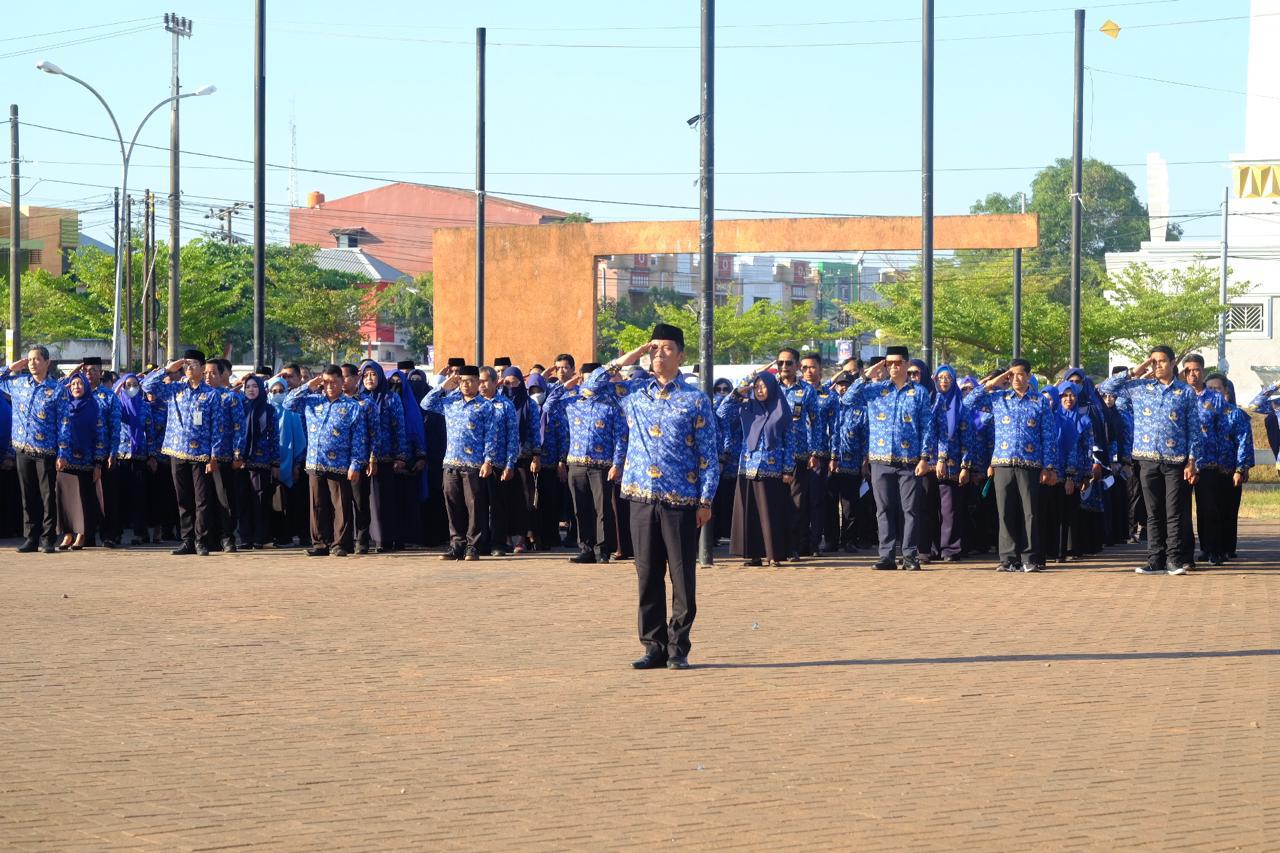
[585,323,719,671]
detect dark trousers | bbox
[630,500,698,659]
[806,461,829,552]
[611,480,633,557]
[1138,461,1190,568]
[730,476,788,562]
[713,472,736,540]
[917,472,941,559]
[993,466,1042,566]
[443,466,487,551]
[0,461,21,539]
[1041,483,1064,561]
[482,470,507,551]
[109,459,150,540]
[788,462,811,556]
[937,477,964,559]
[148,456,178,534]
[1127,462,1146,538]
[16,451,57,545]
[826,471,860,548]
[1226,479,1243,555]
[287,471,310,544]
[507,459,535,542]
[354,466,396,550]
[172,459,213,548]
[395,470,424,547]
[236,468,271,546]
[1193,468,1228,558]
[209,464,237,545]
[90,458,119,542]
[309,471,354,551]
[869,462,921,560]
[568,464,616,553]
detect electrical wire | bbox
[0,24,153,61]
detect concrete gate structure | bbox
[432,213,1038,369]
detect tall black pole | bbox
[1012,192,1024,359]
[8,104,19,364]
[142,189,153,367]
[252,0,267,369]
[921,0,935,364]
[1069,8,1084,368]
[165,14,192,362]
[475,26,486,366]
[697,0,715,568]
[124,194,134,369]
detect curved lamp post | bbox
[36,60,214,370]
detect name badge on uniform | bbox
[793,403,803,420]
[193,410,203,427]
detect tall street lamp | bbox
[36,60,214,370]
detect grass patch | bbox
[1240,486,1280,519]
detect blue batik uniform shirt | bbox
[212,387,246,462]
[485,393,520,470]
[358,390,409,463]
[141,370,225,462]
[1190,386,1228,471]
[283,388,368,475]
[714,394,744,478]
[716,387,798,479]
[965,386,1059,471]
[779,378,818,460]
[840,378,935,466]
[811,385,839,460]
[420,388,500,470]
[89,383,122,462]
[545,383,627,470]
[57,401,108,472]
[0,370,68,457]
[1098,374,1203,467]
[585,367,719,508]
[831,402,868,474]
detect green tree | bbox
[1106,263,1250,363]
[377,273,434,359]
[648,296,839,364]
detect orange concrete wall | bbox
[433,213,1038,369]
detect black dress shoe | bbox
[568,550,597,564]
[306,547,329,557]
[16,541,38,553]
[101,539,119,549]
[873,557,896,570]
[171,543,197,556]
[221,539,237,553]
[667,656,690,670]
[195,545,210,556]
[440,548,462,560]
[631,652,668,670]
[597,551,612,563]
[354,545,369,555]
[41,544,56,554]
[331,547,349,557]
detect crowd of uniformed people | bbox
[1,328,1275,667]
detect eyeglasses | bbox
[907,369,921,376]
[776,359,795,366]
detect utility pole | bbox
[164,12,192,362]
[1068,8,1084,368]
[920,0,935,364]
[1218,186,1229,371]
[142,189,154,367]
[697,0,715,568]
[206,201,251,243]
[1013,192,1024,359]
[252,0,266,370]
[475,26,486,366]
[124,194,133,369]
[7,104,19,364]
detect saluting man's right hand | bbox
[9,357,29,373]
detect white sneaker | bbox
[1167,564,1191,576]
[1135,565,1163,574]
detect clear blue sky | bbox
[3,0,1252,249]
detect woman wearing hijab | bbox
[354,359,409,554]
[0,390,19,540]
[1213,375,1255,561]
[266,376,305,547]
[930,365,969,562]
[110,373,155,545]
[498,366,543,552]
[711,377,740,543]
[233,374,280,549]
[388,369,429,550]
[55,374,107,550]
[1062,367,1108,554]
[718,370,798,566]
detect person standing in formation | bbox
[283,365,367,558]
[1099,347,1201,575]
[234,374,280,550]
[800,352,837,555]
[353,360,408,555]
[111,373,155,547]
[545,362,628,564]
[774,348,818,561]
[827,370,866,553]
[421,365,499,562]
[54,372,107,550]
[205,359,245,553]
[718,368,797,567]
[477,365,518,556]
[1,348,68,552]
[1178,354,1229,566]
[588,324,719,671]
[838,346,934,571]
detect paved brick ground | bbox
[1,522,1278,851]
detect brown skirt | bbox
[729,475,789,562]
[57,469,98,536]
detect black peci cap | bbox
[885,345,909,358]
[493,356,512,368]
[651,323,685,350]
[447,357,466,368]
[183,349,206,364]
[457,365,480,377]
[83,356,103,367]
[396,360,416,371]
[581,362,602,373]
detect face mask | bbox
[125,386,140,398]
[530,391,546,405]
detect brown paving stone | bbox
[0,522,1277,850]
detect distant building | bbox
[289,183,568,277]
[0,205,83,276]
[1104,0,1280,388]
[312,247,414,363]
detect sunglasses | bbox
[776,359,795,366]
[907,369,921,375]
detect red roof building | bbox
[289,183,568,277]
